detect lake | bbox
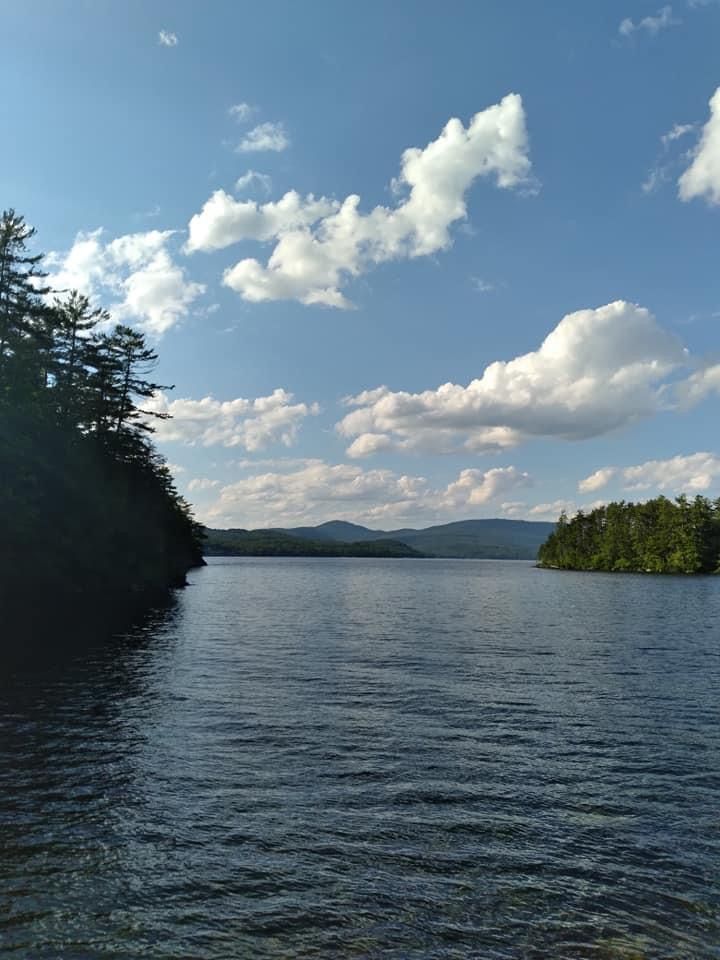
[1,558,719,959]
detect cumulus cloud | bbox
[237,121,289,153]
[45,229,205,335]
[186,190,338,253]
[158,30,178,47]
[583,453,720,495]
[578,467,618,493]
[199,460,534,527]
[338,301,687,457]
[442,466,532,506]
[619,5,679,36]
[228,102,255,123]
[187,93,534,307]
[235,170,272,195]
[679,86,720,205]
[145,388,319,450]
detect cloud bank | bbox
[580,452,720,494]
[199,460,533,528]
[145,388,319,450]
[337,301,687,457]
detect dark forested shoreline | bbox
[1,209,204,635]
[538,496,720,574]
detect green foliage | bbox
[0,209,203,627]
[538,496,720,574]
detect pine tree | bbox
[0,209,50,404]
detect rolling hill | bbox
[205,518,555,559]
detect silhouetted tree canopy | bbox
[0,209,203,629]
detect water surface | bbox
[1,558,719,958]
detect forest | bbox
[537,496,720,574]
[0,209,204,631]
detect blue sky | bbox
[4,0,720,527]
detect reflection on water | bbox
[1,558,719,958]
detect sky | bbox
[4,0,720,529]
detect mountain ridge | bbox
[206,518,556,560]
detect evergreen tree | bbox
[0,209,50,405]
[538,497,720,574]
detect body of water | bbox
[1,558,719,958]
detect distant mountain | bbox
[279,520,383,542]
[389,519,556,559]
[203,529,424,558]
[206,518,556,560]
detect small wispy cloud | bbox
[643,120,697,194]
[619,5,679,36]
[662,122,696,145]
[158,30,178,47]
[235,170,273,194]
[471,277,496,293]
[228,102,256,123]
[237,121,289,154]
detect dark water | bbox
[1,559,719,959]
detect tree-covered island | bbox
[1,209,204,632]
[538,496,720,574]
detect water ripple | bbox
[1,558,719,958]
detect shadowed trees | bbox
[0,209,203,630]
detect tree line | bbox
[0,208,203,630]
[538,496,720,574]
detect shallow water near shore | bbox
[1,557,719,959]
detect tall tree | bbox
[0,209,50,403]
[52,290,108,426]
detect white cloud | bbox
[642,167,668,194]
[584,453,720,495]
[237,121,289,153]
[45,229,205,335]
[471,277,496,293]
[187,477,221,492]
[675,361,720,405]
[158,30,178,47]
[199,460,534,528]
[338,301,687,456]
[187,93,534,307]
[661,122,696,146]
[527,500,581,520]
[679,86,720,205]
[228,102,255,123]
[235,170,273,195]
[578,467,618,493]
[643,122,697,194]
[185,190,337,253]
[145,388,319,450]
[619,5,679,36]
[441,466,532,506]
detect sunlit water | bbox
[1,558,719,959]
